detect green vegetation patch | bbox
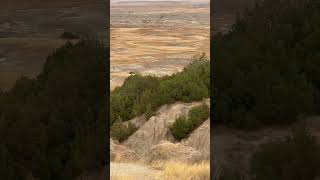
[170,103,210,141]
[110,53,210,126]
[214,0,320,129]
[0,39,107,179]
[110,121,138,143]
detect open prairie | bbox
[110,1,210,89]
[0,1,106,90]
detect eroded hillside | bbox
[110,99,210,179]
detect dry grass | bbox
[110,175,136,180]
[161,161,210,180]
[110,160,210,180]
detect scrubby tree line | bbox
[214,0,320,129]
[110,54,210,142]
[0,39,107,179]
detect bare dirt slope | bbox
[111,99,210,179]
[182,119,210,158]
[124,99,210,155]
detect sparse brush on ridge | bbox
[110,120,138,143]
[170,103,210,141]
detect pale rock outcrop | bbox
[182,119,210,159]
[123,115,146,129]
[146,141,205,164]
[110,139,138,162]
[111,99,211,164]
[124,99,209,154]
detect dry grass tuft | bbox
[110,161,210,180]
[161,161,210,180]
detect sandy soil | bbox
[111,162,161,180]
[110,1,210,90]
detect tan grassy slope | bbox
[111,100,211,180]
[162,161,210,180]
[111,161,210,180]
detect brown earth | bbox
[0,1,106,90]
[110,1,210,90]
[146,141,204,164]
[0,38,74,90]
[110,99,210,179]
[111,139,139,162]
[124,99,210,155]
[182,119,210,159]
[212,117,320,179]
[76,168,107,180]
[110,162,162,180]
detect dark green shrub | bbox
[110,121,138,143]
[159,54,210,103]
[170,103,210,141]
[0,39,107,179]
[214,0,320,128]
[110,75,160,125]
[188,103,210,129]
[251,122,320,180]
[170,116,190,141]
[110,54,210,126]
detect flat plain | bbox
[110,1,210,90]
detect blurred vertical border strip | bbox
[102,0,111,179]
[210,0,216,179]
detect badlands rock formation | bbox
[146,141,204,164]
[182,119,210,159]
[110,139,139,162]
[111,99,210,163]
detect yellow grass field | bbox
[111,160,210,180]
